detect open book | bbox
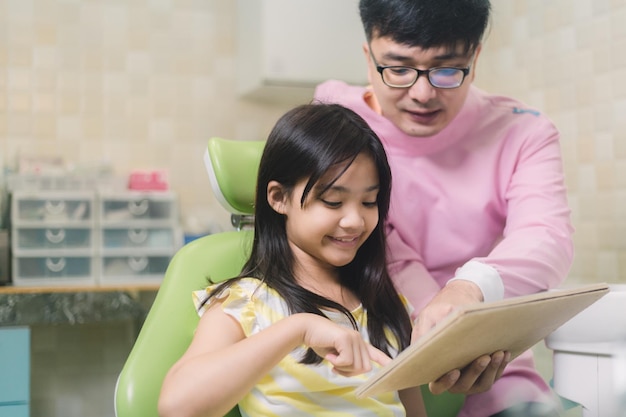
[356,283,610,398]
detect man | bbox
[315,1,574,416]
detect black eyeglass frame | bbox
[370,49,473,89]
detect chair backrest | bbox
[114,231,252,417]
[204,137,265,215]
[114,137,263,417]
[114,137,463,417]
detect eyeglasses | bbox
[370,50,472,89]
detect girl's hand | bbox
[298,314,392,377]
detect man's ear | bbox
[267,180,288,214]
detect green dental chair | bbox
[114,137,464,417]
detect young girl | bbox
[158,103,425,417]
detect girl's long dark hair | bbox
[203,103,412,362]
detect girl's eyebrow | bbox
[328,184,380,193]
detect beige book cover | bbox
[356,283,610,398]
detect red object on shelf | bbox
[128,170,169,191]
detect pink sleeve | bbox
[385,223,443,317]
[475,121,574,297]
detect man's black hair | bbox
[360,0,491,54]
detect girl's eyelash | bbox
[321,199,341,207]
[321,199,378,208]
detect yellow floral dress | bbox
[193,277,407,417]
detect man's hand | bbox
[411,280,483,342]
[429,351,510,395]
[411,280,510,396]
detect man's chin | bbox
[393,112,444,137]
[399,122,442,138]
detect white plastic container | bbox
[546,284,626,417]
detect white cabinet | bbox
[11,191,96,286]
[237,0,368,103]
[10,189,182,286]
[97,192,182,286]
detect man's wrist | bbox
[444,279,484,301]
[447,261,504,303]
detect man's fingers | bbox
[429,369,461,395]
[441,351,509,395]
[494,351,511,380]
[411,316,437,342]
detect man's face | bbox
[364,36,480,137]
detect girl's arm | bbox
[399,386,427,417]
[158,302,385,417]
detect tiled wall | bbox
[30,321,135,417]
[477,0,626,285]
[2,1,625,417]
[0,0,293,234]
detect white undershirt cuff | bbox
[447,260,504,303]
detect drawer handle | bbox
[45,229,66,244]
[128,229,148,244]
[45,257,67,273]
[127,256,149,272]
[128,200,149,216]
[45,200,66,215]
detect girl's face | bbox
[268,152,380,280]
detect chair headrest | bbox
[204,137,265,215]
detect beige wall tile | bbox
[478,0,626,285]
[0,0,295,239]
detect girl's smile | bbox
[327,234,362,250]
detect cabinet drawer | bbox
[99,255,171,284]
[12,256,94,286]
[13,227,93,252]
[0,404,29,417]
[100,194,176,223]
[101,228,175,250]
[0,327,30,404]
[12,192,93,224]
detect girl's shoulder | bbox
[193,277,290,336]
[193,277,284,316]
